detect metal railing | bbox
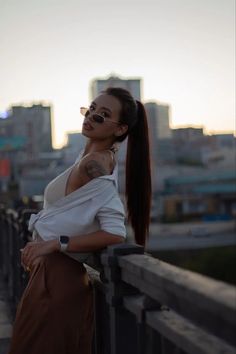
[0,206,235,354]
[0,206,37,314]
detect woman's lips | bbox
[83,121,94,130]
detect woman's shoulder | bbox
[79,151,115,179]
[65,150,116,195]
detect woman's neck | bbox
[83,140,114,155]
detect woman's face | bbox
[82,94,126,141]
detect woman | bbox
[8,87,151,354]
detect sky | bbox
[0,0,235,148]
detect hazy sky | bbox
[0,0,235,147]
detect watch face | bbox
[60,235,69,244]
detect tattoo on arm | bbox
[85,160,107,179]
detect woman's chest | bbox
[65,164,90,196]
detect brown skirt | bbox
[8,252,94,354]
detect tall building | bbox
[145,102,172,140]
[90,74,141,100]
[144,102,173,164]
[0,103,53,157]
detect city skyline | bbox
[0,0,235,147]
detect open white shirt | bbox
[28,150,126,262]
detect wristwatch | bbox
[59,235,70,252]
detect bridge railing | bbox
[0,206,37,313]
[0,206,235,354]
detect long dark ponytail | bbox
[103,87,152,247]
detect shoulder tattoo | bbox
[85,160,107,179]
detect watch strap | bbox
[59,235,70,252]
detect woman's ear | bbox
[114,124,128,137]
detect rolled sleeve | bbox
[96,198,126,238]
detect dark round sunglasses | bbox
[80,107,120,125]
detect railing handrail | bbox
[1,207,236,354]
[118,253,236,322]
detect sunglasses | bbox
[80,107,120,125]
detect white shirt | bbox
[28,150,126,244]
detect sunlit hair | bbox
[102,87,152,247]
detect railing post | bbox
[136,295,163,354]
[101,243,144,354]
[17,209,37,292]
[0,207,7,275]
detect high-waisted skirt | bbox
[8,252,94,354]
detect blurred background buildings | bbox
[90,75,141,101]
[0,74,235,223]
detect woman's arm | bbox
[21,231,125,270]
[63,230,124,252]
[21,152,124,269]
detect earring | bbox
[111,143,119,153]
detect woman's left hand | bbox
[21,240,59,271]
